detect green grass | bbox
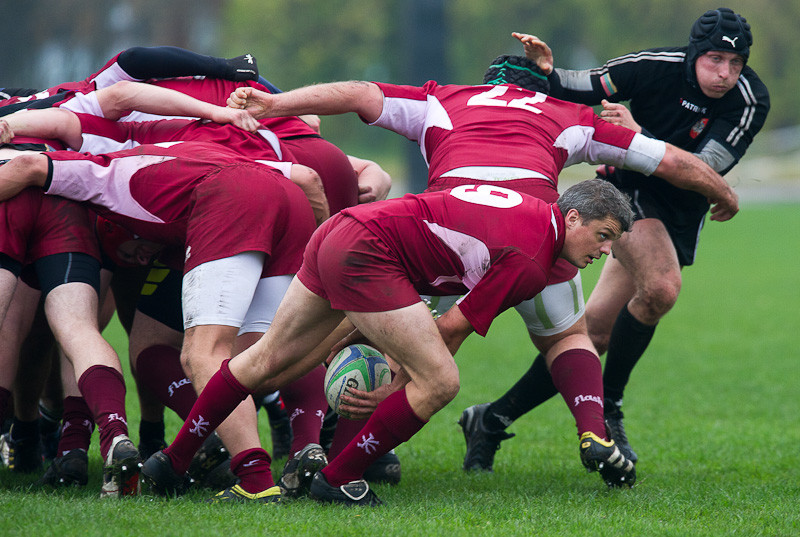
[1,204,799,536]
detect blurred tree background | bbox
[1,0,797,194]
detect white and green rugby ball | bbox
[324,344,391,418]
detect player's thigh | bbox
[347,301,458,390]
[129,310,183,368]
[611,218,681,290]
[134,265,184,335]
[584,254,635,350]
[233,277,346,391]
[0,268,17,325]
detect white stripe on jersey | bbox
[555,51,685,91]
[588,50,686,77]
[423,219,490,291]
[550,206,559,242]
[89,62,141,88]
[440,166,551,183]
[727,76,757,147]
[373,94,452,166]
[48,154,175,223]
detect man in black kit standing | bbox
[460,7,769,470]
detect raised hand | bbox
[512,32,554,75]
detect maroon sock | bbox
[0,386,10,424]
[58,396,95,455]
[231,447,274,493]
[322,389,426,486]
[77,365,128,460]
[135,345,197,420]
[327,416,367,460]
[550,348,607,439]
[163,359,252,475]
[279,365,327,456]
[327,370,399,459]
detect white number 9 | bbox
[450,184,523,208]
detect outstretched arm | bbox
[95,80,260,131]
[0,108,83,150]
[227,81,384,123]
[116,46,258,82]
[655,144,739,221]
[0,152,50,201]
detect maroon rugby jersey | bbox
[370,81,664,284]
[342,184,565,336]
[149,78,318,138]
[61,78,358,214]
[72,113,287,168]
[44,141,315,275]
[372,80,663,187]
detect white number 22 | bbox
[466,85,547,114]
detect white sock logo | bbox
[573,394,603,407]
[167,377,192,397]
[357,433,380,454]
[190,415,209,437]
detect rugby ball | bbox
[324,344,391,418]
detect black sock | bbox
[485,353,558,430]
[10,417,39,442]
[138,419,165,444]
[116,46,250,81]
[38,402,61,435]
[261,395,287,424]
[602,305,657,404]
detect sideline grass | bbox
[1,204,798,536]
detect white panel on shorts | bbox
[513,273,585,336]
[181,251,265,330]
[421,272,584,337]
[237,274,293,335]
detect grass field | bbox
[1,203,798,536]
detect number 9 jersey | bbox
[300,185,564,337]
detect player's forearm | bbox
[268,81,383,123]
[435,305,474,356]
[0,153,49,201]
[97,80,220,121]
[655,145,734,200]
[349,156,392,203]
[655,145,739,221]
[289,164,330,226]
[0,109,83,150]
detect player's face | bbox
[561,214,623,269]
[695,51,745,99]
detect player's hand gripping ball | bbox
[324,344,391,418]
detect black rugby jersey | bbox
[547,46,769,218]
